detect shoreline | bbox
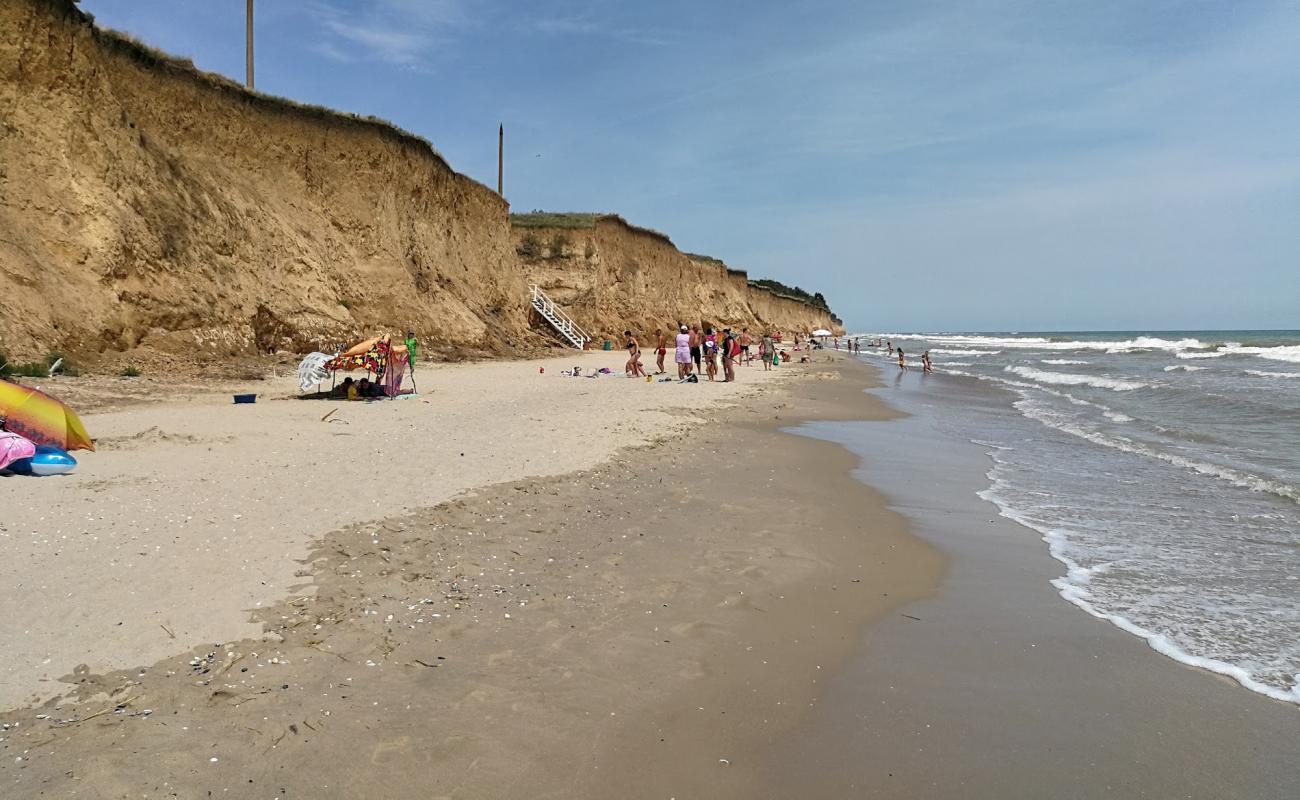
[767,361,1300,798]
[0,353,949,797]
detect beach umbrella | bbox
[297,352,333,392]
[0,379,95,452]
[812,329,832,337]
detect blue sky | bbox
[81,0,1300,331]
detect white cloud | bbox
[306,0,473,68]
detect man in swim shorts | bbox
[689,325,702,375]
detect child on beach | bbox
[654,328,667,374]
[897,348,907,370]
[922,350,933,373]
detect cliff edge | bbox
[1,0,841,367]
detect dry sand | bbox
[0,353,943,798]
[0,351,809,711]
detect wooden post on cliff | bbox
[497,124,504,197]
[245,0,254,90]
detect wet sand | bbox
[0,355,947,797]
[767,365,1300,799]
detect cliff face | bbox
[0,0,839,365]
[514,217,839,342]
[0,0,531,362]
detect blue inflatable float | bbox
[6,444,77,476]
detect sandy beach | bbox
[1,351,947,798]
[4,353,1296,798]
[0,352,807,711]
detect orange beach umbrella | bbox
[0,379,94,452]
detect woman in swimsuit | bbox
[625,331,646,378]
[703,327,718,381]
[674,325,692,379]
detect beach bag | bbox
[772,353,780,365]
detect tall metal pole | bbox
[245,0,254,90]
[497,124,504,197]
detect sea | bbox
[849,330,1300,704]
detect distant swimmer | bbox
[898,348,907,371]
[887,341,894,355]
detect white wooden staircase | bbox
[530,284,590,350]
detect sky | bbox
[79,0,1300,332]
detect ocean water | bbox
[852,331,1300,704]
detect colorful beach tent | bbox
[0,379,94,452]
[322,336,409,397]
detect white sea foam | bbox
[938,361,973,367]
[1103,411,1134,423]
[976,465,1300,705]
[1175,350,1226,359]
[1011,397,1300,505]
[1164,365,1207,372]
[1041,359,1090,365]
[1223,344,1300,363]
[1245,369,1300,379]
[1005,365,1148,392]
[881,334,1208,353]
[930,348,999,356]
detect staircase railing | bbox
[529,284,590,350]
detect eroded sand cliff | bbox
[514,215,839,342]
[0,0,839,366]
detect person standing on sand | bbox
[739,329,752,365]
[761,331,775,371]
[654,328,667,374]
[689,325,703,376]
[704,327,719,381]
[898,348,907,371]
[721,328,737,382]
[674,325,692,379]
[625,331,646,377]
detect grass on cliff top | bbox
[684,253,725,266]
[510,212,674,245]
[510,212,602,229]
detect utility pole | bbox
[497,124,504,197]
[245,0,254,90]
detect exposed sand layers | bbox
[0,0,841,366]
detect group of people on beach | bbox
[622,325,790,383]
